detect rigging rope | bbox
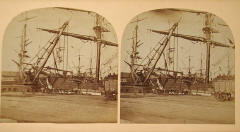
[162,52,168,74]
[139,34,167,66]
[28,33,57,64]
[176,24,179,71]
[66,25,69,71]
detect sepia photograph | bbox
[120,8,235,124]
[0,7,118,123]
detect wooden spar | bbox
[38,15,118,82]
[151,13,234,84]
[204,13,211,83]
[55,7,91,14]
[76,54,83,76]
[78,55,81,75]
[43,66,72,73]
[128,17,145,84]
[19,23,27,82]
[126,61,183,75]
[144,22,178,83]
[89,58,92,75]
[37,28,118,47]
[93,14,104,82]
[155,67,183,75]
[124,60,142,79]
[150,29,234,48]
[188,56,191,74]
[169,9,208,14]
[146,43,162,68]
[131,36,137,83]
[17,15,36,83]
[52,50,58,71]
[33,21,69,82]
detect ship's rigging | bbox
[37,8,118,82]
[12,14,36,83]
[12,8,118,88]
[124,9,234,86]
[150,9,234,83]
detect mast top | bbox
[129,17,146,24]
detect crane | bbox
[37,13,118,82]
[149,9,234,84]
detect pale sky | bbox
[2,7,118,77]
[121,9,235,79]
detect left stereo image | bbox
[0,7,118,123]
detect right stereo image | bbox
[120,8,235,124]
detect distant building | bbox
[120,72,132,85]
[120,72,138,93]
[104,79,117,92]
[1,71,18,85]
[104,73,118,80]
[1,71,33,92]
[212,75,235,97]
[104,73,118,91]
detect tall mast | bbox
[93,14,110,82]
[94,14,102,82]
[150,12,234,83]
[227,55,230,75]
[90,57,92,76]
[130,33,137,83]
[17,14,35,83]
[38,10,118,81]
[144,22,178,83]
[33,21,69,82]
[129,17,144,84]
[77,54,83,76]
[19,23,27,82]
[204,13,212,83]
[200,52,203,76]
[188,56,191,75]
[78,55,81,75]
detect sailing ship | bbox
[8,8,118,96]
[121,9,234,97]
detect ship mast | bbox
[77,54,83,76]
[143,22,178,83]
[188,56,191,75]
[129,17,144,84]
[124,22,179,84]
[15,14,35,83]
[150,10,234,84]
[89,57,93,76]
[33,21,69,82]
[93,14,110,82]
[19,23,27,82]
[200,52,203,76]
[38,10,118,82]
[204,13,212,83]
[227,55,230,75]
